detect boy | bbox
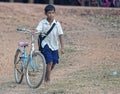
[36,4,64,83]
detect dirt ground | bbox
[0,2,120,94]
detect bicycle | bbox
[14,27,46,88]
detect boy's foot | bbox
[44,80,50,86]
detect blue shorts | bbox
[41,45,59,64]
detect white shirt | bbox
[36,18,63,51]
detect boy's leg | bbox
[51,50,58,71]
[51,63,56,71]
[45,62,52,82]
[42,45,59,82]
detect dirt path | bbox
[0,3,120,94]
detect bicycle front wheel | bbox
[25,51,46,88]
[14,48,24,84]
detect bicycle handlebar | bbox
[17,27,26,31]
[17,27,40,44]
[17,27,31,33]
[17,27,39,35]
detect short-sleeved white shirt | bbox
[36,18,63,51]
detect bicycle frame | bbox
[18,28,39,71]
[19,47,28,68]
[29,32,39,71]
[20,47,38,71]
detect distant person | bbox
[101,0,111,7]
[98,0,103,6]
[109,0,116,7]
[101,0,115,7]
[77,0,82,6]
[36,4,64,84]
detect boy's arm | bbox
[59,34,64,54]
[35,21,42,33]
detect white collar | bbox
[44,18,56,25]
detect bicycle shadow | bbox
[0,80,27,90]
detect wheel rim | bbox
[26,52,46,88]
[14,49,24,83]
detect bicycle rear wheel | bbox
[14,49,24,84]
[26,51,46,88]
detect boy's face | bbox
[45,10,55,21]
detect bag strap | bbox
[42,23,56,40]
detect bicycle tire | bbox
[14,49,24,84]
[25,51,46,88]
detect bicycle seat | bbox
[18,42,28,47]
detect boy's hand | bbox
[61,48,64,54]
[31,28,36,32]
[59,35,64,54]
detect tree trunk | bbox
[28,0,34,3]
[49,0,54,4]
[9,0,14,2]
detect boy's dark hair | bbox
[44,4,55,13]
